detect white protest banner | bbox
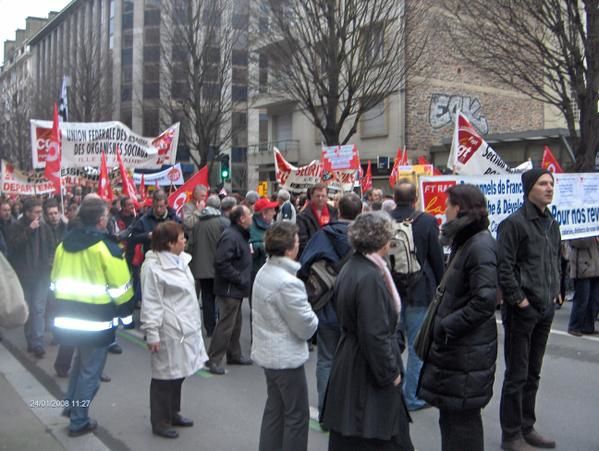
[1,161,55,195]
[133,164,184,186]
[320,144,361,192]
[419,173,599,240]
[30,120,179,169]
[321,169,356,192]
[274,148,322,193]
[448,113,531,175]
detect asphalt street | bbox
[1,300,598,451]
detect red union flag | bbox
[389,147,404,187]
[542,145,564,173]
[361,160,373,192]
[168,166,209,215]
[44,104,62,193]
[116,147,140,209]
[98,150,114,202]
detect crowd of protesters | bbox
[0,166,595,450]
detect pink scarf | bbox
[366,253,402,314]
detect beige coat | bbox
[141,251,208,379]
[569,237,599,279]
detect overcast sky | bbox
[0,0,72,63]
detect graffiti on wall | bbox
[429,93,489,134]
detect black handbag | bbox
[413,245,465,361]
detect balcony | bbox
[248,139,299,166]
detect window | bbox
[122,30,133,48]
[232,14,249,30]
[121,108,132,128]
[232,112,248,147]
[232,67,248,84]
[203,83,221,100]
[206,47,221,64]
[231,147,247,163]
[145,28,160,46]
[122,69,132,84]
[143,64,160,82]
[144,82,160,99]
[362,24,384,64]
[171,81,187,100]
[232,85,248,102]
[232,50,248,66]
[121,86,132,101]
[121,48,133,65]
[144,10,161,26]
[143,108,160,136]
[122,12,133,30]
[144,46,160,63]
[360,99,387,138]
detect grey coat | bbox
[569,237,599,279]
[189,207,229,280]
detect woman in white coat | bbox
[141,221,208,439]
[251,222,319,451]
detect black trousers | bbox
[259,366,309,451]
[439,408,484,451]
[500,303,554,440]
[329,430,414,451]
[150,377,184,427]
[196,278,217,336]
[207,296,243,366]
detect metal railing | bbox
[248,139,299,155]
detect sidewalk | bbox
[0,338,109,451]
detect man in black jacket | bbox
[498,169,561,451]
[205,205,253,375]
[390,180,444,411]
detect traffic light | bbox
[220,154,230,181]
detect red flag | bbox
[541,146,563,173]
[168,166,209,215]
[389,147,404,188]
[44,103,62,193]
[400,148,409,165]
[139,174,147,202]
[417,155,442,175]
[361,160,373,192]
[98,151,114,202]
[116,147,140,209]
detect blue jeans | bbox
[315,324,340,415]
[401,306,427,410]
[568,277,599,333]
[23,275,50,350]
[64,345,109,432]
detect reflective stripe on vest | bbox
[119,315,133,326]
[54,316,114,332]
[51,279,131,301]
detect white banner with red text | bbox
[132,164,184,186]
[30,120,180,169]
[1,160,55,195]
[419,173,599,240]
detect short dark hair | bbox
[23,198,42,213]
[309,183,327,198]
[229,205,248,225]
[152,189,167,203]
[338,193,362,220]
[265,222,298,256]
[446,184,489,227]
[393,179,417,205]
[78,197,108,227]
[43,198,59,213]
[151,221,184,252]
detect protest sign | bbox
[274,148,322,193]
[419,173,599,240]
[133,164,184,186]
[1,161,55,195]
[30,120,179,169]
[447,113,531,175]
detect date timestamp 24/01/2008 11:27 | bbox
[29,400,91,408]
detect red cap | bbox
[254,198,279,212]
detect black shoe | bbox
[108,343,123,354]
[32,347,46,358]
[523,429,556,449]
[568,329,583,337]
[172,414,194,427]
[68,419,98,437]
[152,424,179,439]
[100,374,111,382]
[227,357,252,365]
[205,361,225,375]
[55,369,69,378]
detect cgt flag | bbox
[542,145,564,173]
[44,104,62,194]
[98,150,114,202]
[116,147,140,209]
[168,166,209,215]
[389,147,404,188]
[361,160,373,192]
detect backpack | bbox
[389,211,423,294]
[304,249,352,312]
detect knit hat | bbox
[521,168,553,198]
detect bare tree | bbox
[0,77,33,169]
[441,0,599,171]
[254,0,430,146]
[160,0,237,176]
[66,30,113,122]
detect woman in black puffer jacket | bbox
[418,184,498,451]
